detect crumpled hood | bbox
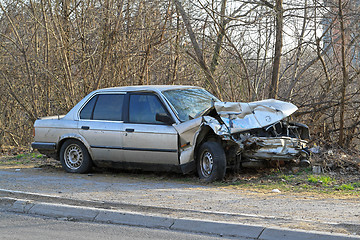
[214,99,298,134]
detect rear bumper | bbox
[31,142,56,150]
[31,142,58,159]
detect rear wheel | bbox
[60,139,92,173]
[197,141,226,182]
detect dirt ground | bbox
[0,149,359,236]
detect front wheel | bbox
[197,141,226,182]
[60,139,92,173]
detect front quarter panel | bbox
[173,117,206,165]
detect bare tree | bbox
[172,0,221,97]
[1,0,360,150]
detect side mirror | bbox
[156,113,175,125]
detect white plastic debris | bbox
[15,169,21,172]
[312,166,323,174]
[271,189,281,193]
[309,146,321,154]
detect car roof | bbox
[97,85,201,93]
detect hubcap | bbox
[200,151,213,177]
[64,144,83,170]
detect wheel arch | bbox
[57,134,93,160]
[194,125,222,163]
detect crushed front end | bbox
[204,100,310,168]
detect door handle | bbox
[81,126,90,130]
[125,128,134,132]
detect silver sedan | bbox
[32,85,310,182]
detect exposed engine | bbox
[230,120,310,168]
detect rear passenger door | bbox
[78,93,125,161]
[122,92,178,165]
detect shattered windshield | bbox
[162,88,219,122]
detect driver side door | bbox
[122,93,179,165]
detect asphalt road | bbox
[0,211,243,240]
[0,167,359,236]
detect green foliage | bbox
[307,175,334,186]
[335,184,355,191]
[15,153,25,159]
[299,167,312,175]
[301,184,311,189]
[0,151,46,166]
[308,175,318,184]
[31,153,43,158]
[218,169,359,196]
[280,174,294,181]
[319,176,334,185]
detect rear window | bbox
[79,95,98,119]
[80,94,125,121]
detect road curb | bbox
[170,218,264,238]
[1,197,359,240]
[259,227,359,240]
[95,210,175,228]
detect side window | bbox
[93,94,125,121]
[80,95,98,119]
[129,94,168,124]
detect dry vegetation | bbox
[0,0,360,164]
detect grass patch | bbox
[0,152,47,166]
[308,175,334,186]
[15,153,26,159]
[335,184,355,191]
[220,168,360,196]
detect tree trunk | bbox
[210,0,227,75]
[268,0,283,99]
[338,0,349,147]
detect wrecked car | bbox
[32,85,310,182]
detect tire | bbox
[197,141,226,182]
[60,139,92,173]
